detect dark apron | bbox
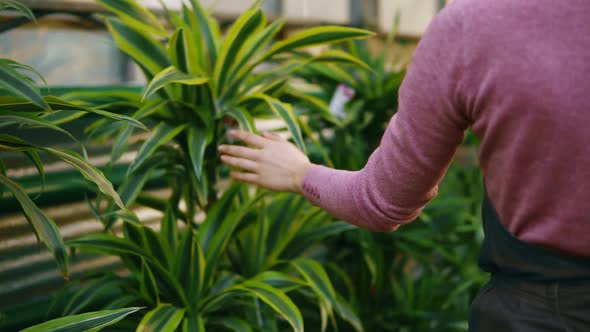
[468,188,590,332]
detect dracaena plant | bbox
[321,163,486,332]
[39,186,362,331]
[292,36,405,170]
[0,4,141,278]
[79,0,374,220]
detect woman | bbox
[219,0,590,330]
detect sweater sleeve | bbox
[301,3,471,231]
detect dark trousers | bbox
[469,188,590,332]
[469,277,590,331]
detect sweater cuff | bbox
[301,165,360,224]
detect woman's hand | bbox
[218,130,313,194]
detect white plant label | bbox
[329,84,355,120]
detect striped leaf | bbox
[140,259,160,305]
[20,307,142,332]
[311,49,373,72]
[0,110,80,143]
[252,271,304,292]
[128,123,187,175]
[168,29,189,73]
[97,0,167,37]
[291,259,337,317]
[284,90,341,127]
[105,17,171,79]
[160,206,179,258]
[234,281,303,332]
[212,317,252,332]
[214,8,266,95]
[62,278,125,315]
[0,0,35,21]
[42,110,86,125]
[0,174,68,278]
[0,62,48,109]
[247,94,305,152]
[68,234,148,257]
[142,66,208,101]
[182,316,205,332]
[175,228,205,306]
[199,186,266,286]
[259,26,374,63]
[334,293,365,332]
[0,96,146,130]
[137,304,185,332]
[223,18,285,96]
[221,108,255,132]
[302,63,357,88]
[187,122,209,180]
[188,0,219,72]
[44,148,125,209]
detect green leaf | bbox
[44,148,125,210]
[117,153,164,207]
[0,0,35,21]
[140,259,160,305]
[290,258,341,328]
[136,304,185,332]
[284,90,341,127]
[111,124,134,162]
[248,94,306,152]
[20,307,142,332]
[310,49,373,71]
[188,0,219,72]
[175,229,205,307]
[97,0,167,37]
[334,293,365,332]
[221,108,255,133]
[214,8,266,94]
[234,281,303,332]
[24,150,45,193]
[182,316,205,332]
[0,62,48,110]
[301,63,357,88]
[160,206,179,256]
[68,234,147,257]
[0,174,68,278]
[0,159,6,197]
[252,271,304,292]
[1,58,45,83]
[223,19,285,95]
[62,278,125,315]
[128,123,187,175]
[105,17,171,79]
[143,66,208,101]
[260,26,374,63]
[0,110,80,144]
[0,96,147,130]
[168,29,189,73]
[42,110,86,125]
[212,317,253,332]
[187,123,209,180]
[199,186,266,286]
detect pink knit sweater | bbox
[301,0,590,258]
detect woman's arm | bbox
[219,2,470,231]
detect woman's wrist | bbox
[294,162,315,194]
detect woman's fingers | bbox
[229,130,268,148]
[261,131,285,141]
[218,144,259,160]
[229,171,259,185]
[220,155,259,172]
